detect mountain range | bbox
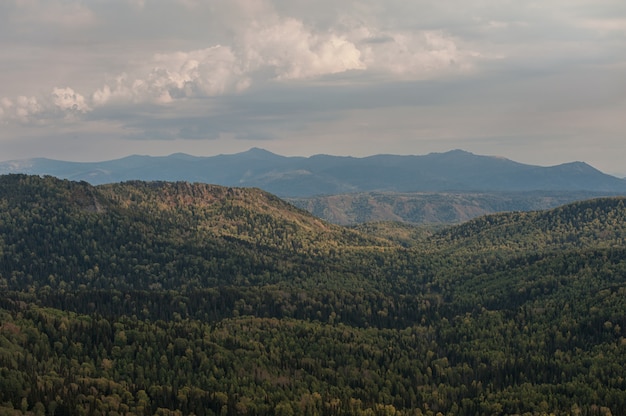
[2,148,626,197]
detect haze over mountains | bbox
[2,148,626,197]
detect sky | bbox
[1,0,625,175]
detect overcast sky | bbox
[1,0,625,175]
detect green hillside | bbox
[287,191,619,225]
[1,175,626,415]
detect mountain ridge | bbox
[2,148,625,197]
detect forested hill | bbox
[287,190,620,225]
[434,197,626,253]
[0,174,389,292]
[2,174,626,415]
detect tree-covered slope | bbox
[2,175,626,415]
[287,190,619,225]
[419,197,626,314]
[434,197,626,252]
[0,175,389,292]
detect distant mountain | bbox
[2,148,626,197]
[287,190,620,225]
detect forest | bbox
[1,174,626,415]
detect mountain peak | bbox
[241,147,279,157]
[562,160,594,169]
[550,161,601,174]
[167,153,199,160]
[446,149,474,155]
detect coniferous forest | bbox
[2,174,626,415]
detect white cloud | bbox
[152,47,249,96]
[52,87,90,113]
[352,28,480,78]
[89,16,369,108]
[92,46,248,106]
[240,17,365,79]
[86,13,481,111]
[0,96,41,123]
[0,87,91,123]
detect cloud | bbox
[0,0,488,128]
[0,96,41,123]
[354,29,480,77]
[239,17,365,79]
[52,88,90,113]
[88,15,370,108]
[56,16,480,113]
[92,46,248,106]
[0,87,90,123]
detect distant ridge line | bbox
[1,148,625,197]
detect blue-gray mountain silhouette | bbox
[2,148,625,197]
